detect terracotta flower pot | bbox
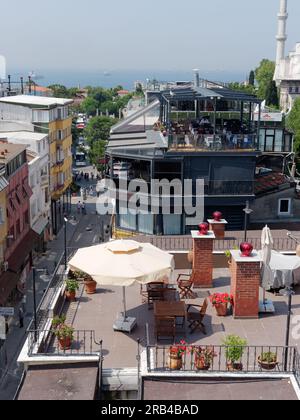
[198,223,209,235]
[214,303,228,317]
[195,357,211,371]
[213,211,223,222]
[187,250,193,264]
[227,362,243,372]
[84,278,97,294]
[169,353,183,370]
[240,242,253,257]
[58,337,72,351]
[65,290,76,302]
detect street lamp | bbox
[64,216,68,270]
[280,286,295,371]
[243,201,253,242]
[32,268,49,342]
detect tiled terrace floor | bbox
[63,268,300,370]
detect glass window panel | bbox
[163,214,181,235]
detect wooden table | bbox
[154,301,186,319]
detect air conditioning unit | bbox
[3,261,9,271]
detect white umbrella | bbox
[68,240,174,332]
[260,225,275,313]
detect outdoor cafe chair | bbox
[186,298,208,335]
[155,316,176,342]
[177,273,196,299]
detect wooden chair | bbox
[155,316,176,342]
[187,298,208,334]
[147,283,167,309]
[177,273,196,299]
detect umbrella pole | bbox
[122,286,127,320]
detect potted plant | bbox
[210,293,233,316]
[54,324,74,350]
[83,274,97,295]
[168,340,191,370]
[193,346,217,371]
[223,335,247,371]
[52,315,66,330]
[65,279,79,302]
[258,352,278,371]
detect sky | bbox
[1,0,300,76]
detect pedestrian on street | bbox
[18,307,24,329]
[82,202,86,215]
[77,201,82,214]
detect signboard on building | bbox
[0,307,14,317]
[254,112,283,122]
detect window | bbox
[0,207,5,224]
[278,199,291,216]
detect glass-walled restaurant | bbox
[106,84,262,235]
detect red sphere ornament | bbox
[240,242,253,257]
[199,223,209,236]
[213,211,223,222]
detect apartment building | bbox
[0,142,33,306]
[0,131,51,252]
[0,95,73,234]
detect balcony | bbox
[167,132,259,153]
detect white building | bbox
[0,130,51,251]
[274,0,300,112]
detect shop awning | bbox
[0,271,19,305]
[32,217,49,236]
[8,230,39,273]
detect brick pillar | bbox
[207,219,228,240]
[230,250,262,319]
[191,231,215,288]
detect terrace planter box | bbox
[84,278,97,294]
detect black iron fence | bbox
[146,345,299,375]
[294,349,300,388]
[27,329,101,357]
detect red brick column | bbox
[208,219,228,240]
[230,250,262,319]
[192,231,215,288]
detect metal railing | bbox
[294,349,300,388]
[27,329,101,357]
[146,345,298,375]
[168,133,258,153]
[135,235,297,252]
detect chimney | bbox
[193,69,200,88]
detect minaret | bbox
[274,0,288,83]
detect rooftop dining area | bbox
[158,84,262,153]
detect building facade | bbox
[0,142,34,306]
[0,131,51,252]
[106,84,262,235]
[0,95,73,234]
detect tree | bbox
[286,98,300,153]
[255,59,276,100]
[81,97,99,116]
[228,82,256,95]
[249,70,255,86]
[265,80,279,108]
[48,84,69,98]
[84,116,117,145]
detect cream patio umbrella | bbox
[259,225,275,313]
[68,240,175,332]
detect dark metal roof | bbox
[17,363,99,400]
[161,85,260,103]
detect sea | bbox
[8,69,246,90]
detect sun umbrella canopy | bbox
[68,240,174,287]
[261,225,274,290]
